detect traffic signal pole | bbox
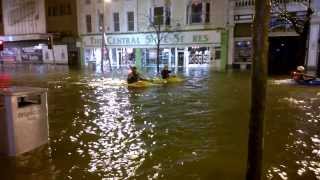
[48,35,55,65]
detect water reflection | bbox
[68,77,148,178]
[266,90,320,180]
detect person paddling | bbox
[291,66,316,82]
[127,66,148,84]
[161,65,171,79]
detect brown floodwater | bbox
[0,64,319,180]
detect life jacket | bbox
[291,71,303,81]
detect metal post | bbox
[51,35,56,65]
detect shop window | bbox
[234,40,252,63]
[215,48,221,60]
[113,12,120,32]
[86,14,92,33]
[127,12,134,31]
[189,47,210,65]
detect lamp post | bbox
[101,0,112,71]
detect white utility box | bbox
[0,87,49,156]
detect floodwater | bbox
[0,64,319,180]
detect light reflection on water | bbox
[0,65,319,179]
[266,91,320,180]
[69,78,149,179]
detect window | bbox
[86,15,92,33]
[191,3,202,23]
[60,4,65,15]
[165,6,171,26]
[153,6,171,26]
[66,4,72,15]
[98,13,104,32]
[127,12,134,31]
[48,4,71,17]
[47,7,52,16]
[154,7,164,25]
[188,1,210,24]
[205,3,210,23]
[52,6,58,16]
[85,0,91,5]
[113,12,120,32]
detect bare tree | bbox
[143,0,181,74]
[148,16,169,73]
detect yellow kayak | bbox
[126,77,184,88]
[127,80,156,88]
[166,76,184,83]
[152,76,184,84]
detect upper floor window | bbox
[187,1,210,24]
[154,7,164,25]
[48,3,72,17]
[153,6,171,26]
[86,14,92,33]
[113,12,120,32]
[127,12,134,31]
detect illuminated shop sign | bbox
[83,30,221,47]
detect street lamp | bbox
[101,0,112,71]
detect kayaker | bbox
[161,65,171,79]
[127,66,147,84]
[291,66,316,82]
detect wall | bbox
[77,0,228,35]
[2,0,46,35]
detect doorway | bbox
[178,52,184,67]
[268,36,301,75]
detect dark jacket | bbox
[161,69,171,79]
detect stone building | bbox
[0,0,78,65]
[77,0,229,70]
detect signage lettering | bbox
[84,30,220,47]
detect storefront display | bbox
[81,30,222,69]
[234,40,252,63]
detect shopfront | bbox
[81,30,224,69]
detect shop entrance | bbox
[178,52,184,67]
[268,36,302,75]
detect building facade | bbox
[77,0,229,70]
[308,0,320,74]
[46,0,79,65]
[229,0,320,74]
[0,0,78,65]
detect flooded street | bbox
[0,65,319,179]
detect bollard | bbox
[0,87,49,156]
